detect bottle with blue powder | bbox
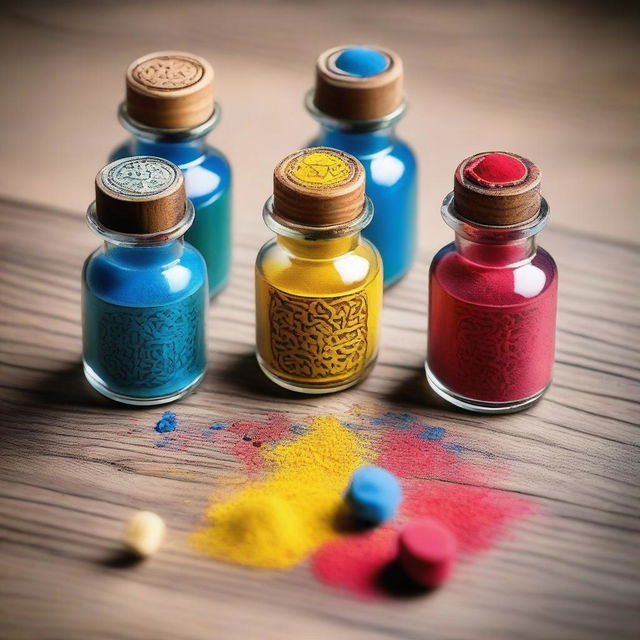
[82,156,208,405]
[307,45,418,287]
[111,51,231,298]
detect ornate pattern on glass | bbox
[94,295,205,388]
[268,288,368,379]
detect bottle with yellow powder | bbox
[255,147,383,393]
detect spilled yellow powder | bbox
[191,415,372,568]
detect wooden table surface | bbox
[1,2,639,639]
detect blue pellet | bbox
[345,465,403,525]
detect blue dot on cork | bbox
[345,466,403,525]
[334,47,389,77]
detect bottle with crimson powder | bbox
[426,151,558,413]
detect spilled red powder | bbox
[464,153,527,187]
[403,482,534,552]
[223,413,293,473]
[376,426,492,484]
[312,424,536,598]
[312,528,399,598]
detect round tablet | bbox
[398,519,457,587]
[334,47,390,77]
[345,465,403,524]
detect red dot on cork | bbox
[398,519,457,587]
[464,153,527,188]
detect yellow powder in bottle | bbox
[191,415,373,568]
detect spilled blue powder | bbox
[290,424,307,435]
[155,411,178,433]
[419,426,446,441]
[443,442,464,454]
[210,422,226,431]
[155,437,175,448]
[370,412,414,429]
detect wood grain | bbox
[1,196,639,640]
[0,1,639,637]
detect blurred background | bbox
[0,0,638,250]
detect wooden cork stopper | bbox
[126,51,214,129]
[453,152,542,226]
[273,148,365,226]
[95,157,186,234]
[313,45,403,121]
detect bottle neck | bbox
[317,122,396,156]
[104,238,184,267]
[130,135,207,165]
[455,235,536,267]
[277,233,360,259]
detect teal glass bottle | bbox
[111,51,231,298]
[82,157,208,405]
[307,46,417,288]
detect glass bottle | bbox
[426,152,558,413]
[82,156,208,405]
[111,51,231,298]
[256,148,383,393]
[306,45,417,288]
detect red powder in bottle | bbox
[427,247,558,403]
[464,153,527,187]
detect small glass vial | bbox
[426,152,558,413]
[82,156,208,405]
[256,147,383,393]
[111,51,231,298]
[306,46,417,288]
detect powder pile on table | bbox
[191,415,373,568]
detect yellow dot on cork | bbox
[288,151,352,187]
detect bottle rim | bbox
[304,90,407,133]
[86,199,195,247]
[117,102,221,143]
[262,194,374,240]
[442,191,549,243]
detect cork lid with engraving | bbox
[453,152,542,226]
[273,148,365,226]
[125,51,214,129]
[95,157,186,234]
[312,45,404,121]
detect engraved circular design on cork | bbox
[272,148,366,226]
[94,156,186,235]
[102,157,179,198]
[125,51,214,130]
[131,55,204,91]
[287,150,354,188]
